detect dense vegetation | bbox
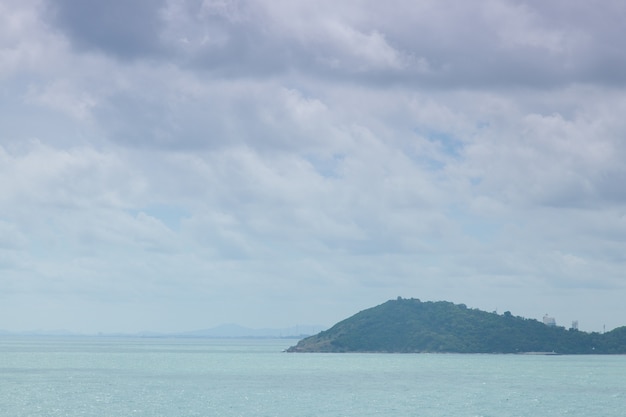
[287,298,626,354]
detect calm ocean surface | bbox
[1,336,624,417]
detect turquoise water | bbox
[1,337,624,416]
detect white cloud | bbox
[0,220,28,250]
[0,141,142,210]
[0,0,50,77]
[25,80,97,121]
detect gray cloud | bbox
[44,0,626,87]
[47,0,167,59]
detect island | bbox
[287,298,626,353]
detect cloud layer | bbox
[2,0,626,332]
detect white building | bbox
[543,314,556,327]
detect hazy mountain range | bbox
[0,324,325,339]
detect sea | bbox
[1,336,624,417]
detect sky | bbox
[2,0,626,334]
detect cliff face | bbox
[287,298,626,353]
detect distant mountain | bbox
[287,298,626,354]
[179,324,324,338]
[0,329,79,337]
[0,325,324,339]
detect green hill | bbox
[287,298,626,354]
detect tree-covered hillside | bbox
[287,298,626,353]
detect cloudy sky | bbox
[2,0,626,333]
